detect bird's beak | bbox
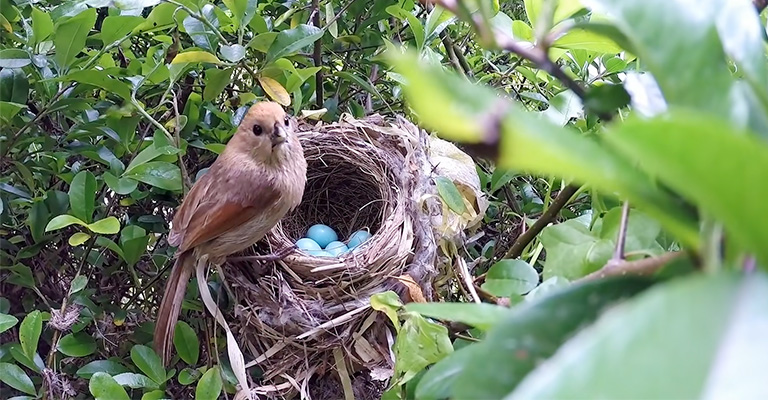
[272,122,287,147]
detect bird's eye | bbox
[253,125,263,136]
[284,116,290,127]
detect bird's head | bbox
[232,101,297,162]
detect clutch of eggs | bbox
[295,224,372,258]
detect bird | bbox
[153,101,307,365]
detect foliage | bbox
[1,0,768,398]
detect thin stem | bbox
[612,201,630,261]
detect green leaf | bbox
[415,345,476,400]
[103,172,138,195]
[171,51,223,65]
[87,216,121,235]
[125,139,179,172]
[370,291,403,331]
[605,112,768,265]
[120,225,149,266]
[584,83,630,115]
[96,236,126,260]
[27,199,48,243]
[182,5,219,51]
[63,69,133,101]
[76,360,130,379]
[0,49,31,68]
[220,44,245,63]
[0,313,19,333]
[69,170,97,223]
[124,161,182,191]
[68,232,91,246]
[508,272,768,399]
[525,0,584,28]
[31,7,54,43]
[0,362,36,395]
[435,177,468,214]
[265,24,323,65]
[130,345,166,384]
[89,372,130,400]
[552,28,622,53]
[58,332,97,357]
[19,310,42,361]
[394,313,453,385]
[0,68,29,104]
[69,275,88,295]
[482,259,539,296]
[453,276,655,399]
[142,390,167,400]
[325,2,337,38]
[335,71,385,102]
[173,321,200,365]
[54,8,98,68]
[101,15,143,46]
[178,367,201,385]
[195,366,222,400]
[404,302,511,331]
[203,68,232,102]
[113,372,160,390]
[45,214,87,232]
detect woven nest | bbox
[221,114,484,398]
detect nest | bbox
[221,114,484,398]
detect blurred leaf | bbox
[89,372,130,400]
[265,24,323,65]
[124,161,182,191]
[87,216,121,234]
[173,321,200,365]
[552,28,622,53]
[435,177,468,214]
[130,345,166,384]
[0,313,18,333]
[508,272,768,399]
[54,8,98,68]
[0,68,29,104]
[69,170,97,223]
[0,49,31,68]
[525,0,584,28]
[76,360,130,379]
[482,259,539,296]
[171,51,222,65]
[0,362,36,395]
[415,345,476,400]
[584,83,630,115]
[405,302,511,331]
[58,332,97,357]
[101,15,143,46]
[19,310,42,360]
[68,232,91,246]
[195,366,222,400]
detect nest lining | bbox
[222,115,440,397]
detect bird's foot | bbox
[227,245,298,263]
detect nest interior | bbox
[221,115,441,398]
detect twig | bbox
[171,91,192,192]
[580,251,685,281]
[612,201,630,261]
[312,0,324,108]
[503,184,579,259]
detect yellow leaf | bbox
[0,15,12,33]
[68,232,91,246]
[171,51,222,65]
[258,76,291,106]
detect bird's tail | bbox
[153,252,193,366]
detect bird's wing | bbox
[168,168,280,253]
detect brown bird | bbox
[153,101,307,365]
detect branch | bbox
[755,0,768,13]
[312,0,324,108]
[580,251,685,282]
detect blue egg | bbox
[296,238,321,252]
[307,249,333,257]
[347,230,372,249]
[325,241,348,256]
[306,224,338,248]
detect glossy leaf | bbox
[45,214,87,231]
[171,51,222,65]
[54,8,98,68]
[0,362,36,395]
[113,372,159,389]
[130,345,166,384]
[87,216,121,234]
[195,366,222,400]
[69,170,97,223]
[264,24,323,65]
[0,49,31,68]
[103,172,138,195]
[68,232,91,246]
[220,43,245,62]
[19,310,42,360]
[394,313,453,385]
[76,360,130,379]
[58,332,97,357]
[124,161,182,191]
[173,321,200,365]
[0,313,18,333]
[89,372,130,400]
[258,76,291,106]
[482,259,539,296]
[31,7,53,43]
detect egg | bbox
[306,224,338,248]
[296,238,321,252]
[347,230,372,249]
[307,249,333,257]
[325,241,348,256]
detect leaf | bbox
[113,372,160,390]
[68,276,88,296]
[0,101,26,122]
[203,68,232,102]
[171,51,223,65]
[103,172,138,195]
[453,276,655,399]
[54,8,98,68]
[69,170,97,223]
[0,49,31,68]
[100,15,143,46]
[63,69,133,101]
[394,313,453,385]
[173,321,200,365]
[124,161,182,191]
[182,5,219,51]
[130,345,166,384]
[220,43,245,62]
[335,71,384,100]
[45,214,87,231]
[27,199,48,243]
[264,24,323,65]
[0,362,36,395]
[482,259,539,296]
[415,345,477,400]
[195,366,222,400]
[605,112,768,265]
[178,367,201,385]
[31,7,53,43]
[525,0,584,28]
[58,332,97,357]
[0,68,29,104]
[89,372,130,400]
[435,177,468,214]
[552,28,622,53]
[584,83,631,115]
[0,313,19,333]
[507,272,768,399]
[325,2,337,38]
[258,76,290,106]
[19,310,42,361]
[68,232,91,246]
[76,360,130,379]
[404,302,511,331]
[87,217,121,234]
